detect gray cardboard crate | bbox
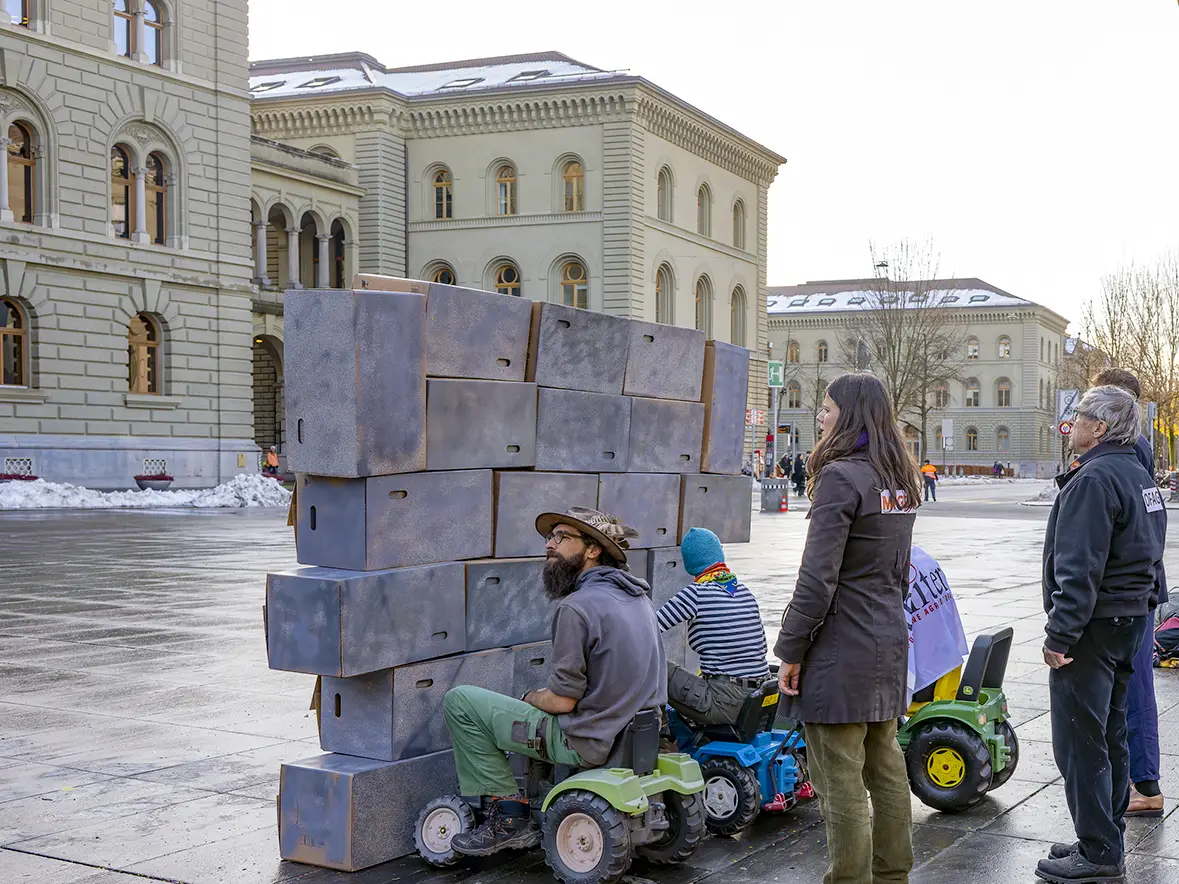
[525,301,630,394]
[426,379,537,470]
[493,471,599,557]
[597,474,680,550]
[296,470,493,570]
[679,474,753,544]
[535,388,630,473]
[425,281,533,380]
[278,750,459,871]
[465,558,552,651]
[647,546,688,607]
[663,621,689,668]
[266,563,465,676]
[622,321,706,402]
[700,341,751,474]
[319,649,512,761]
[285,289,426,478]
[628,398,705,474]
[512,641,553,696]
[625,549,649,582]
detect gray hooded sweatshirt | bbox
[549,565,668,765]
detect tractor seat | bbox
[601,708,661,776]
[699,679,781,744]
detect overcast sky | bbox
[248,0,1179,329]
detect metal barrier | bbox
[759,479,789,513]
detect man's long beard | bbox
[543,550,585,601]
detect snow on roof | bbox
[767,278,1036,315]
[248,53,620,100]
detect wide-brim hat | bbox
[535,507,639,565]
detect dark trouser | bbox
[1127,612,1161,785]
[1050,615,1146,866]
[666,661,754,727]
[923,477,936,501]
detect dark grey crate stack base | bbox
[535,388,630,473]
[679,474,754,543]
[319,649,512,761]
[296,470,493,570]
[266,563,465,676]
[597,473,679,550]
[285,289,427,479]
[465,558,551,651]
[512,641,553,696]
[526,301,630,394]
[492,471,599,557]
[622,321,706,402]
[424,281,533,380]
[647,546,688,607]
[426,379,537,470]
[278,750,459,871]
[628,398,705,473]
[701,341,751,474]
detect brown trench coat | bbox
[774,452,916,723]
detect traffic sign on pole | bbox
[1059,421,1073,437]
[767,361,784,389]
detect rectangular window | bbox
[965,389,980,407]
[967,342,979,360]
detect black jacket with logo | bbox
[1042,443,1167,654]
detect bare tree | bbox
[837,239,968,459]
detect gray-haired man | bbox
[1037,385,1167,884]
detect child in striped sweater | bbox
[656,527,770,726]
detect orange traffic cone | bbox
[780,495,788,513]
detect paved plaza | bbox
[3,483,1179,883]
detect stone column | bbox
[286,228,302,289]
[253,220,269,285]
[133,7,147,63]
[316,235,330,287]
[132,165,149,243]
[0,136,11,223]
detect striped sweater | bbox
[655,578,770,679]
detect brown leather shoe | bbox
[1126,784,1165,818]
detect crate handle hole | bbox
[679,454,691,462]
[389,490,408,499]
[416,679,433,689]
[297,419,303,443]
[506,445,520,454]
[309,506,317,530]
[698,487,708,493]
[485,577,500,586]
[602,451,615,460]
[432,631,448,641]
[557,319,571,328]
[643,334,654,343]
[657,528,667,536]
[333,693,341,718]
[530,658,545,667]
[497,358,511,367]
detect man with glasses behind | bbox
[442,507,667,857]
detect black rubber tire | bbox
[905,721,993,813]
[699,758,761,836]
[541,790,632,884]
[989,720,1019,790]
[414,794,475,867]
[637,790,706,865]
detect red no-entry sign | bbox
[1059,421,1073,436]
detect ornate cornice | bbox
[406,91,633,138]
[251,98,403,139]
[768,306,1058,330]
[409,211,603,232]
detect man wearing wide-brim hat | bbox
[442,506,668,857]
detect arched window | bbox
[562,161,584,212]
[1039,426,1045,453]
[113,0,134,57]
[998,336,1011,359]
[904,426,920,458]
[145,152,166,245]
[7,122,34,224]
[657,166,672,221]
[128,313,160,394]
[495,262,521,296]
[6,0,28,27]
[732,200,746,249]
[655,263,673,324]
[817,340,828,363]
[330,219,345,288]
[560,261,588,309]
[966,427,978,452]
[1040,338,1045,362]
[996,378,1012,407]
[934,383,950,408]
[110,145,131,239]
[433,169,452,219]
[1,298,27,386]
[997,427,1010,452]
[496,163,516,216]
[856,340,871,370]
[1039,378,1045,408]
[730,286,746,346]
[964,378,980,407]
[144,0,163,66]
[309,145,340,159]
[966,337,979,360]
[429,263,456,286]
[787,339,800,364]
[696,184,711,236]
[787,381,801,409]
[694,276,712,335]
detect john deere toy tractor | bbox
[898,627,1019,812]
[414,709,707,884]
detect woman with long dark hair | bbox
[775,372,922,884]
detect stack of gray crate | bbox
[265,278,752,871]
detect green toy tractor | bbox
[414,709,707,884]
[898,626,1018,813]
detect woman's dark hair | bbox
[806,372,923,506]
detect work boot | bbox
[1126,782,1165,818]
[450,800,540,857]
[1048,842,1078,860]
[1035,851,1125,883]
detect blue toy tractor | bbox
[666,679,813,836]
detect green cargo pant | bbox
[805,720,914,884]
[443,685,586,798]
[666,660,751,726]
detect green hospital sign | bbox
[767,360,784,389]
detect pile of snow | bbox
[938,476,1040,486]
[0,473,291,510]
[1021,483,1060,507]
